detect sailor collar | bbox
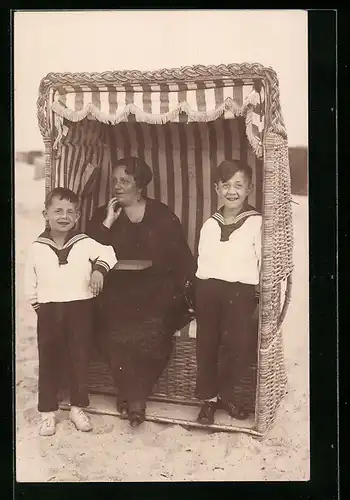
[211,204,260,242]
[35,229,89,265]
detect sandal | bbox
[128,409,146,427]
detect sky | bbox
[14,10,308,151]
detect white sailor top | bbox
[24,230,118,310]
[196,204,262,285]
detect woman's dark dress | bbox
[87,198,195,406]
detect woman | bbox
[87,157,195,427]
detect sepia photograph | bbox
[14,9,309,482]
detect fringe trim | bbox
[51,90,265,159]
[242,89,265,157]
[50,98,244,127]
[241,89,265,112]
[245,107,263,158]
[53,114,64,150]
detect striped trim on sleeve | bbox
[92,260,110,277]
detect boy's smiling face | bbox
[215,170,252,212]
[43,196,80,234]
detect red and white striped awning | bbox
[50,79,265,156]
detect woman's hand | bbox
[90,270,104,297]
[103,198,122,228]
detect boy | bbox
[24,187,117,436]
[195,160,261,425]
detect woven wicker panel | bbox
[152,338,197,401]
[87,336,257,413]
[264,132,293,287]
[255,132,292,435]
[255,329,287,432]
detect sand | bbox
[15,161,309,482]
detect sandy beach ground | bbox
[15,161,309,482]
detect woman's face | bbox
[111,166,142,206]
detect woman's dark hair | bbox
[113,156,153,189]
[212,160,253,185]
[45,187,80,209]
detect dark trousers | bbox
[195,278,258,403]
[36,300,93,412]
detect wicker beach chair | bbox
[37,63,293,438]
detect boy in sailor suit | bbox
[195,160,261,425]
[24,188,117,436]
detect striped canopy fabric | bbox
[54,118,262,255]
[53,117,262,340]
[50,78,265,158]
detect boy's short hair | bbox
[45,187,80,209]
[212,160,253,185]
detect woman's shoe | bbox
[116,399,128,420]
[128,409,146,427]
[196,401,217,425]
[223,401,249,420]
